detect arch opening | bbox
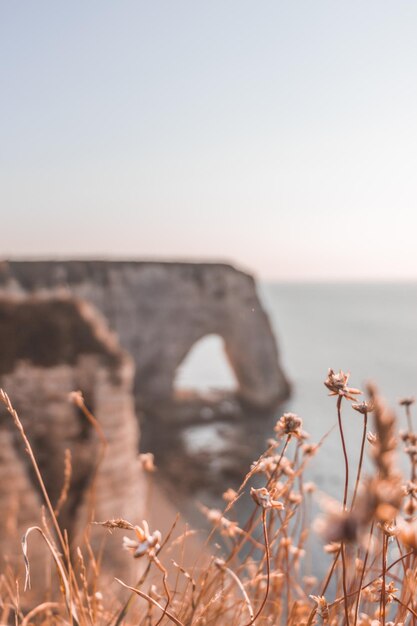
[174,334,238,394]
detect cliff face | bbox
[0,296,144,591]
[0,260,290,410]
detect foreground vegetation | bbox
[1,369,417,625]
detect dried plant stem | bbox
[72,393,108,524]
[336,395,350,625]
[244,510,270,626]
[329,549,413,611]
[152,556,171,626]
[381,533,388,626]
[21,602,61,626]
[54,449,72,517]
[393,596,417,619]
[337,396,349,509]
[353,521,374,626]
[113,516,179,626]
[266,435,291,489]
[307,541,341,621]
[113,563,152,626]
[0,390,67,555]
[217,562,255,624]
[114,579,184,626]
[340,543,350,625]
[406,404,413,433]
[351,411,368,508]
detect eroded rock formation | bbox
[0,296,144,589]
[0,260,290,411]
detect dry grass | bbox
[1,370,417,625]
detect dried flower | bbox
[367,383,399,480]
[400,430,417,444]
[402,481,417,496]
[362,578,397,604]
[289,545,305,560]
[352,401,374,415]
[303,482,316,494]
[222,488,238,503]
[274,413,307,439]
[399,397,415,407]
[324,369,362,402]
[324,542,341,554]
[123,520,161,558]
[251,454,294,477]
[378,520,398,537]
[315,500,358,544]
[250,487,284,510]
[310,595,329,620]
[94,518,134,531]
[405,445,417,459]
[68,390,84,406]
[302,443,319,456]
[303,575,318,589]
[397,519,417,551]
[289,492,302,505]
[139,452,156,472]
[200,505,243,538]
[404,498,416,516]
[355,477,403,524]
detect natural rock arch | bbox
[174,333,237,392]
[0,260,290,411]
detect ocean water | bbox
[177,282,417,500]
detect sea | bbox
[176,282,417,501]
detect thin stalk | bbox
[337,395,349,509]
[153,556,172,626]
[329,550,413,610]
[266,435,291,489]
[337,395,350,625]
[351,411,368,508]
[244,510,270,626]
[115,579,184,626]
[406,404,413,434]
[340,543,350,625]
[381,533,387,626]
[0,391,67,555]
[393,596,417,620]
[353,521,374,626]
[218,563,255,625]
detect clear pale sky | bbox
[1,2,416,280]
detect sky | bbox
[1,1,417,281]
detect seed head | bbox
[302,443,319,456]
[310,595,329,620]
[250,487,284,510]
[362,578,398,604]
[324,541,341,554]
[274,412,306,439]
[398,519,417,551]
[400,430,417,444]
[222,488,238,503]
[324,368,362,401]
[94,518,134,531]
[315,499,358,544]
[352,401,374,415]
[199,504,243,538]
[303,482,316,494]
[122,520,161,559]
[139,452,156,472]
[399,397,415,407]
